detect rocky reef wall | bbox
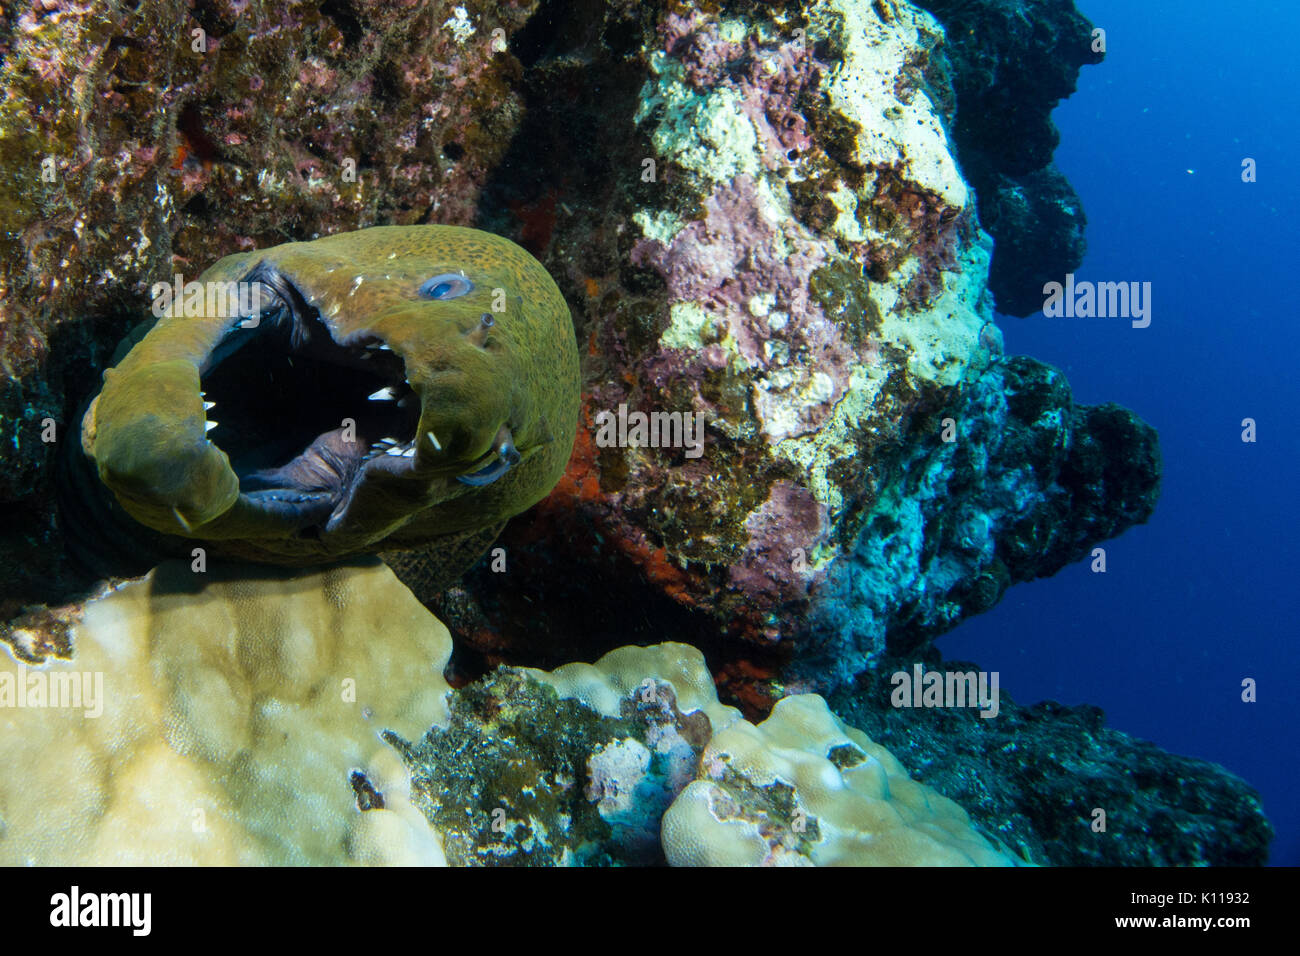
[0,0,1266,865]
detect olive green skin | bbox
[81,225,580,566]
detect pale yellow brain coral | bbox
[0,559,450,865]
[661,694,1017,867]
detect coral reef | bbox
[0,571,1268,867]
[0,570,1007,867]
[387,644,737,865]
[404,643,1013,866]
[0,0,1250,869]
[1,0,1149,683]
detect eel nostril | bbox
[468,312,494,348]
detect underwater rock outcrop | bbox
[412,0,1154,687]
[1,0,1147,685]
[830,654,1275,866]
[437,351,1159,691]
[911,0,1104,315]
[797,354,1160,686]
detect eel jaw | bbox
[199,263,423,531]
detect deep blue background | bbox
[940,0,1299,865]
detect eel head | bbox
[81,225,580,564]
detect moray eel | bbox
[66,225,579,580]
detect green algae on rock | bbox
[385,666,716,866]
[71,225,579,577]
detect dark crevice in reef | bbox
[474,0,658,291]
[319,0,366,48]
[0,304,143,612]
[433,529,790,723]
[177,103,224,167]
[190,0,239,39]
[914,0,1105,316]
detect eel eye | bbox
[418,273,474,300]
[457,426,521,487]
[480,312,494,327]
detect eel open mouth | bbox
[198,263,423,530]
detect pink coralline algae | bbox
[436,1,1005,673]
[728,480,832,617]
[635,174,821,319]
[631,173,854,443]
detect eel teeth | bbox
[368,387,399,401]
[426,430,442,451]
[205,420,218,432]
[203,400,216,410]
[383,441,417,459]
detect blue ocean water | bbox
[941,0,1300,864]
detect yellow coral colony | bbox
[0,559,450,865]
[530,644,1014,867]
[524,641,742,731]
[661,695,1017,867]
